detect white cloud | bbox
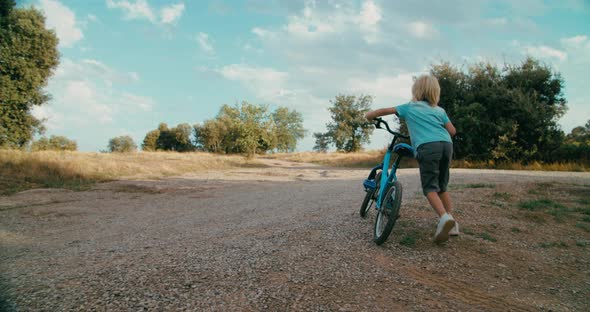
[230,2,588,150]
[524,45,567,61]
[42,58,155,129]
[87,14,98,22]
[107,0,186,25]
[65,80,114,123]
[285,13,336,39]
[347,73,415,103]
[196,32,214,54]
[121,93,154,111]
[31,105,64,131]
[37,0,83,47]
[408,21,438,39]
[217,64,290,101]
[359,0,382,43]
[106,0,156,22]
[54,58,140,84]
[252,27,274,38]
[160,3,185,24]
[562,35,588,46]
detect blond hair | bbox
[412,75,440,106]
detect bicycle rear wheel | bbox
[373,181,402,245]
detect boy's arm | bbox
[365,107,397,121]
[445,122,456,137]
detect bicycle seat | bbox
[393,143,414,158]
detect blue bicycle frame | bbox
[368,118,413,211]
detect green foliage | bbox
[0,6,59,147]
[462,227,475,235]
[400,231,419,247]
[194,119,224,153]
[108,135,137,153]
[272,107,305,152]
[539,241,568,248]
[493,192,512,200]
[141,129,160,151]
[195,102,305,156]
[431,58,566,163]
[552,120,590,163]
[0,0,16,21]
[317,95,374,152]
[142,123,196,152]
[451,183,495,189]
[30,135,77,151]
[313,132,330,153]
[479,232,497,242]
[171,123,194,152]
[576,222,590,232]
[518,199,565,211]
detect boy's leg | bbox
[418,143,444,216]
[439,191,452,214]
[426,192,446,217]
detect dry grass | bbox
[265,150,418,168]
[267,151,589,171]
[453,160,589,172]
[0,150,263,195]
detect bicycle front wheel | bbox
[373,181,402,245]
[360,189,375,218]
[360,172,381,218]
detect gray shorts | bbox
[416,141,453,195]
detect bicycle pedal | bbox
[363,179,376,191]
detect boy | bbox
[365,75,458,243]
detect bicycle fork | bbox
[376,151,400,210]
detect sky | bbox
[20,0,590,152]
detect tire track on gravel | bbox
[404,266,533,311]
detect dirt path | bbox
[1,160,589,311]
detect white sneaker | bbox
[434,213,456,243]
[449,221,460,236]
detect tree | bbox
[155,123,175,151]
[552,120,590,163]
[319,95,374,152]
[0,4,59,147]
[313,132,330,153]
[142,122,198,152]
[172,123,195,152]
[0,0,16,22]
[142,129,160,151]
[108,136,137,153]
[431,58,566,162]
[272,107,305,152]
[31,135,77,151]
[195,102,305,155]
[228,102,274,155]
[194,119,224,153]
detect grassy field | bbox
[266,151,589,171]
[0,150,263,195]
[1,149,587,195]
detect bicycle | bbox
[360,117,414,245]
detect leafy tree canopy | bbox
[0,4,59,147]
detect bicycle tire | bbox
[360,189,375,218]
[360,172,381,218]
[373,181,402,245]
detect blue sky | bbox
[23,0,590,151]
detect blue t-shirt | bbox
[395,101,452,151]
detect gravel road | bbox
[1,160,589,311]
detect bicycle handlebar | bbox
[373,117,410,139]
